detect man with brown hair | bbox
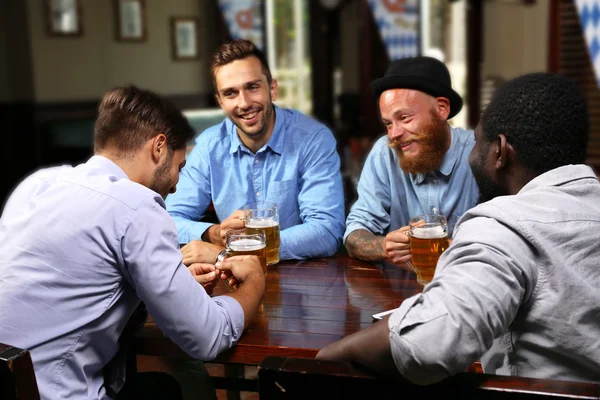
[0,86,265,399]
[166,39,345,261]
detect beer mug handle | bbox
[215,249,237,292]
[406,260,417,274]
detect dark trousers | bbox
[115,372,183,400]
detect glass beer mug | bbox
[407,214,449,286]
[217,231,267,291]
[244,202,280,266]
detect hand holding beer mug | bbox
[217,231,267,291]
[407,214,449,286]
[244,202,280,266]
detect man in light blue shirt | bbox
[344,57,478,267]
[166,39,345,261]
[0,86,265,399]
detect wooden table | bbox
[134,254,420,364]
[133,254,421,395]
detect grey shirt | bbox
[389,165,600,384]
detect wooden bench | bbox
[0,343,40,400]
[258,356,600,399]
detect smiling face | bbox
[214,56,278,145]
[380,89,450,174]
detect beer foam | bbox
[229,238,265,251]
[412,225,447,239]
[246,217,279,228]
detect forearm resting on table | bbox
[345,229,387,261]
[316,316,401,378]
[222,271,265,330]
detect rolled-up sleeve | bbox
[121,196,244,360]
[344,138,395,242]
[387,210,536,384]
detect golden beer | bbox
[245,218,280,266]
[228,238,268,275]
[408,215,449,286]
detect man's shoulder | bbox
[451,126,475,146]
[194,120,230,147]
[67,164,164,213]
[281,108,329,135]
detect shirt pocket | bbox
[267,180,298,218]
[268,179,296,197]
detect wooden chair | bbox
[0,343,40,400]
[258,356,600,399]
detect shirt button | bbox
[256,192,261,196]
[255,159,259,164]
[432,179,438,184]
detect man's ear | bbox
[151,134,167,164]
[270,79,278,102]
[495,133,513,170]
[435,97,451,121]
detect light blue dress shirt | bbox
[166,106,345,260]
[0,156,244,400]
[344,126,479,240]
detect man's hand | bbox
[181,240,223,266]
[187,262,220,295]
[217,255,264,286]
[203,210,246,246]
[384,226,412,266]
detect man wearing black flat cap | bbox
[344,56,479,267]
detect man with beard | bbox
[166,39,345,261]
[344,57,479,267]
[317,72,600,384]
[0,86,266,399]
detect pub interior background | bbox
[1,0,599,215]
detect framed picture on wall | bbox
[115,0,147,41]
[171,17,200,61]
[46,0,82,37]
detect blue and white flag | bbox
[368,0,419,60]
[576,0,600,85]
[217,0,264,50]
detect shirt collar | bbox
[86,155,129,180]
[228,105,284,155]
[518,164,598,194]
[412,125,461,184]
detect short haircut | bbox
[481,72,588,174]
[94,85,195,156]
[210,39,272,91]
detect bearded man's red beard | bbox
[388,111,449,174]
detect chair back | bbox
[0,343,40,400]
[258,356,600,399]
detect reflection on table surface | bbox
[134,254,422,365]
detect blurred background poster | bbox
[368,0,419,60]
[217,0,264,50]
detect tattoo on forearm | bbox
[346,230,386,261]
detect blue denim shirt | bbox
[166,106,345,260]
[344,126,479,240]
